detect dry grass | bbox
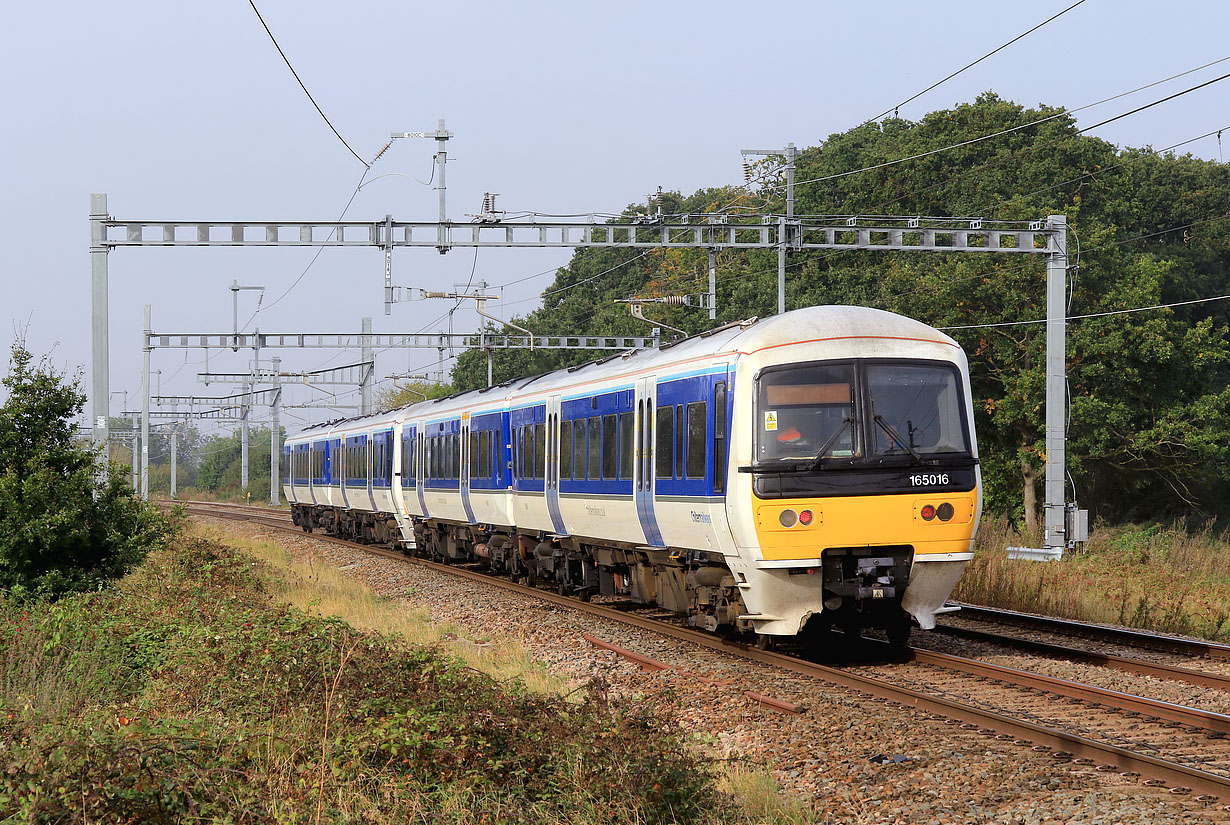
[193,525,570,697]
[717,767,817,824]
[955,515,1230,640]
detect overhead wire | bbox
[247,0,367,167]
[779,63,1230,192]
[864,0,1089,123]
[937,292,1230,330]
[486,56,1230,312]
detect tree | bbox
[0,340,172,597]
[376,380,453,412]
[444,93,1230,525]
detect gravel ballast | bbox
[202,517,1229,824]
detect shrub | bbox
[0,340,175,598]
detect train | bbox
[283,305,981,645]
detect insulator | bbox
[742,160,753,182]
[661,296,688,305]
[371,142,392,162]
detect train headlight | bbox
[920,504,936,521]
[779,509,798,528]
[937,502,955,522]
[798,509,814,526]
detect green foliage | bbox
[376,379,453,411]
[453,93,1230,523]
[0,341,175,598]
[0,535,717,823]
[194,425,282,497]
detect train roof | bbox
[287,306,957,438]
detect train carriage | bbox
[285,306,980,644]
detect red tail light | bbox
[920,504,936,521]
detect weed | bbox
[955,516,1230,640]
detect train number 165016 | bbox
[909,473,950,486]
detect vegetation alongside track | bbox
[0,526,821,823]
[956,517,1230,641]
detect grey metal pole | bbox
[777,228,786,316]
[708,249,717,320]
[90,194,110,481]
[130,416,139,494]
[141,305,151,500]
[383,214,394,315]
[231,280,239,351]
[240,380,250,491]
[361,316,373,414]
[486,348,492,388]
[1044,215,1069,555]
[785,143,796,222]
[170,428,178,500]
[780,143,796,317]
[270,356,280,506]
[436,118,448,252]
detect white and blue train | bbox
[284,306,982,642]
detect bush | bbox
[0,535,718,823]
[0,340,175,598]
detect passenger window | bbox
[560,421,572,479]
[686,401,707,479]
[655,406,673,478]
[618,411,634,480]
[534,423,545,479]
[675,404,685,478]
[587,417,601,479]
[602,414,617,479]
[523,427,532,479]
[574,420,586,479]
[470,432,479,477]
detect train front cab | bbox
[732,349,980,640]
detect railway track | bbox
[172,500,1230,805]
[943,602,1230,661]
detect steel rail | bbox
[949,603,1230,661]
[932,624,1230,691]
[900,644,1230,733]
[178,503,1230,801]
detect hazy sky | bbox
[3,1,1228,431]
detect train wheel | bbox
[886,615,912,647]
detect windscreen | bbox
[866,363,969,456]
[756,363,858,461]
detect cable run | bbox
[865,0,1088,123]
[782,56,1230,191]
[247,0,367,167]
[240,165,371,331]
[937,293,1230,330]
[1076,71,1230,134]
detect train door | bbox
[415,430,429,516]
[635,377,665,547]
[460,414,477,523]
[545,395,566,534]
[309,442,319,506]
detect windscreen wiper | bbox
[873,415,923,462]
[808,416,855,470]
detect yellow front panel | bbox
[752,490,977,561]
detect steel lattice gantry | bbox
[90,193,1071,555]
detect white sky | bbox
[2,0,1228,432]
